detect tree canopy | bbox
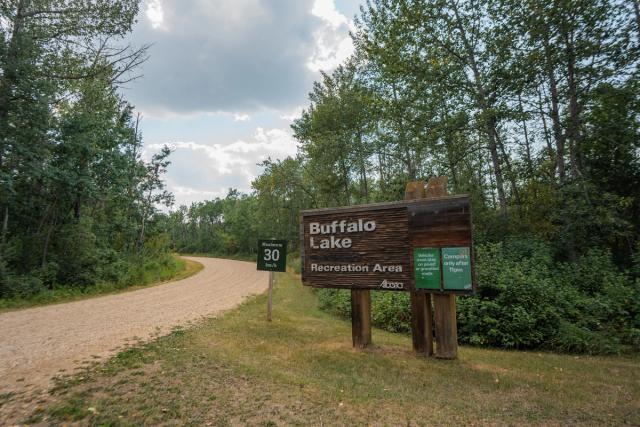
[167,0,640,354]
[0,0,174,297]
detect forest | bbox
[0,1,177,302]
[167,0,640,354]
[1,0,639,354]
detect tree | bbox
[0,1,174,297]
[138,145,174,253]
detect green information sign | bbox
[442,247,472,291]
[413,248,441,290]
[257,239,287,272]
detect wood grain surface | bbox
[300,196,474,293]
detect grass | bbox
[0,255,203,312]
[27,270,639,426]
[180,251,256,262]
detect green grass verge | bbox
[181,252,301,274]
[30,271,640,426]
[0,256,203,312]
[180,252,256,262]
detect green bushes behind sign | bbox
[317,238,640,354]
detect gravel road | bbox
[0,257,267,397]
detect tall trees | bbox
[502,0,637,182]
[138,145,174,252]
[159,0,638,354]
[199,0,636,262]
[293,63,376,205]
[0,1,173,296]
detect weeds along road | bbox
[0,257,267,395]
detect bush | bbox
[7,274,45,298]
[459,241,639,354]
[458,240,562,349]
[316,288,351,318]
[54,220,99,287]
[315,238,640,355]
[371,292,411,333]
[316,288,411,333]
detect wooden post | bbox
[410,292,432,355]
[405,181,434,356]
[267,271,273,322]
[433,293,457,358]
[425,177,459,359]
[351,289,372,348]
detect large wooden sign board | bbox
[300,195,474,294]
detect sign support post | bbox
[405,181,433,356]
[351,289,371,348]
[433,292,457,358]
[267,271,274,322]
[256,239,287,322]
[426,177,458,359]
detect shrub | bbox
[54,220,99,287]
[461,242,639,354]
[371,291,411,333]
[315,238,640,355]
[316,288,351,318]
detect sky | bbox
[123,0,362,207]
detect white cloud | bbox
[146,126,298,205]
[149,128,296,174]
[312,0,349,28]
[234,113,250,122]
[171,186,225,198]
[253,127,298,155]
[307,0,355,72]
[279,105,304,122]
[145,0,165,29]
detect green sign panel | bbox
[442,247,472,291]
[413,248,441,290]
[257,239,287,272]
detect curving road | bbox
[0,257,267,396]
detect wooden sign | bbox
[300,195,474,293]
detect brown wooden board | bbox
[300,195,475,293]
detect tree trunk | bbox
[496,131,522,212]
[138,189,152,254]
[377,149,386,194]
[441,106,459,191]
[536,86,555,157]
[543,37,566,181]
[518,94,534,177]
[488,156,498,208]
[73,199,81,219]
[633,0,640,36]
[360,165,369,203]
[339,159,351,205]
[481,109,507,217]
[0,1,27,189]
[449,1,507,217]
[42,209,57,269]
[446,145,459,192]
[357,131,369,202]
[1,205,8,247]
[0,1,27,121]
[391,83,415,179]
[564,30,583,180]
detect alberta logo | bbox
[380,279,404,289]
